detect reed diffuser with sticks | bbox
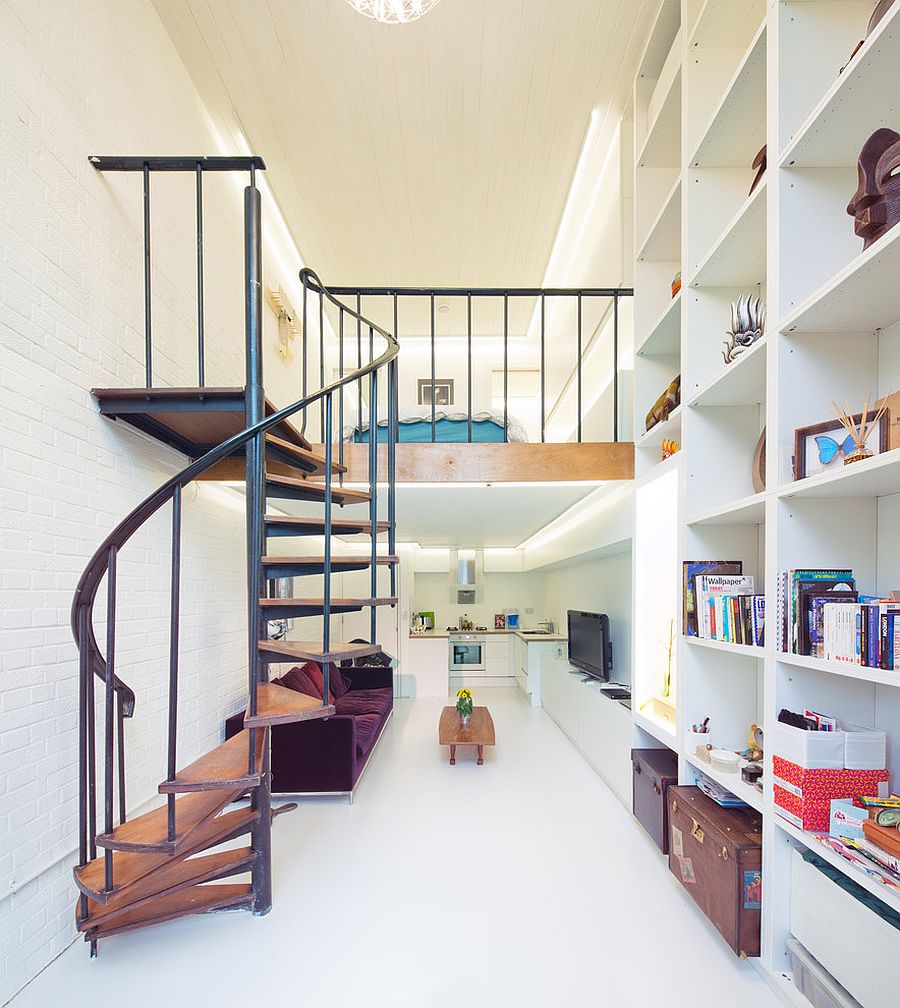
[831,393,888,465]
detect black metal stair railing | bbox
[72,271,397,921]
[315,283,634,445]
[73,154,399,938]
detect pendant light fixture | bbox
[344,0,443,24]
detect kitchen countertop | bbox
[408,628,567,642]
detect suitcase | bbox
[632,747,678,853]
[667,785,763,958]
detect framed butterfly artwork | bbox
[793,409,889,480]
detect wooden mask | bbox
[847,127,900,249]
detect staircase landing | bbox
[93,387,312,456]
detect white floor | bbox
[14,690,782,1008]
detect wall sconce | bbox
[267,287,298,364]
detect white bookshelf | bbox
[630,3,900,1003]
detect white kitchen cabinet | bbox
[483,635,512,678]
[514,637,562,706]
[403,636,449,698]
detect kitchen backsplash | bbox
[412,571,545,629]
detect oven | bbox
[448,634,486,672]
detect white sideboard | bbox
[540,652,632,807]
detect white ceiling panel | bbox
[153,0,655,287]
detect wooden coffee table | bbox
[439,706,495,765]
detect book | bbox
[682,561,742,636]
[806,592,859,658]
[752,596,765,647]
[697,575,755,638]
[798,586,858,655]
[778,570,854,653]
[824,603,862,664]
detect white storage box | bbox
[773,721,844,769]
[787,939,862,1008]
[840,721,887,771]
[791,849,897,1008]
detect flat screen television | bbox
[567,610,613,681]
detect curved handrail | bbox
[71,267,399,718]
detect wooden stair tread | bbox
[263,554,398,564]
[265,473,371,505]
[159,729,266,794]
[96,786,245,855]
[265,433,345,475]
[261,554,398,574]
[258,640,384,663]
[91,388,313,455]
[243,682,336,729]
[264,515,390,536]
[260,596,398,609]
[78,847,256,930]
[75,806,259,904]
[82,884,253,940]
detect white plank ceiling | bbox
[153,0,655,287]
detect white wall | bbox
[540,552,633,687]
[0,1,309,999]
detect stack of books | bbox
[821,795,900,896]
[776,568,900,668]
[682,561,764,646]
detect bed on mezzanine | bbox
[345,407,529,444]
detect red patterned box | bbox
[773,756,889,831]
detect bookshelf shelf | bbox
[685,635,765,660]
[633,708,677,747]
[777,447,900,501]
[685,336,766,408]
[637,176,682,263]
[776,652,899,689]
[775,817,900,917]
[684,751,765,813]
[689,23,767,169]
[636,292,681,358]
[685,491,766,527]
[635,405,682,451]
[637,66,682,170]
[688,0,765,52]
[779,222,900,334]
[779,3,900,169]
[631,7,900,1003]
[689,179,766,288]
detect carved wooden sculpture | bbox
[847,127,900,249]
[645,374,680,433]
[842,0,896,71]
[748,145,766,197]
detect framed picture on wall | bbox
[417,378,454,407]
[793,409,889,480]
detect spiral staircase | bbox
[71,156,398,954]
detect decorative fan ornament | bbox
[345,0,443,23]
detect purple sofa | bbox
[224,661,393,796]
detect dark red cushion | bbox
[334,687,392,718]
[275,666,318,698]
[301,662,336,704]
[326,662,350,699]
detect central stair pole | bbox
[244,174,272,915]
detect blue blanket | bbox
[354,417,506,444]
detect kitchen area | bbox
[401,548,567,704]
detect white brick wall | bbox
[0,1,318,1000]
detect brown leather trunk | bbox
[632,748,678,853]
[667,786,763,958]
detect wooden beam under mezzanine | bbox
[316,441,634,484]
